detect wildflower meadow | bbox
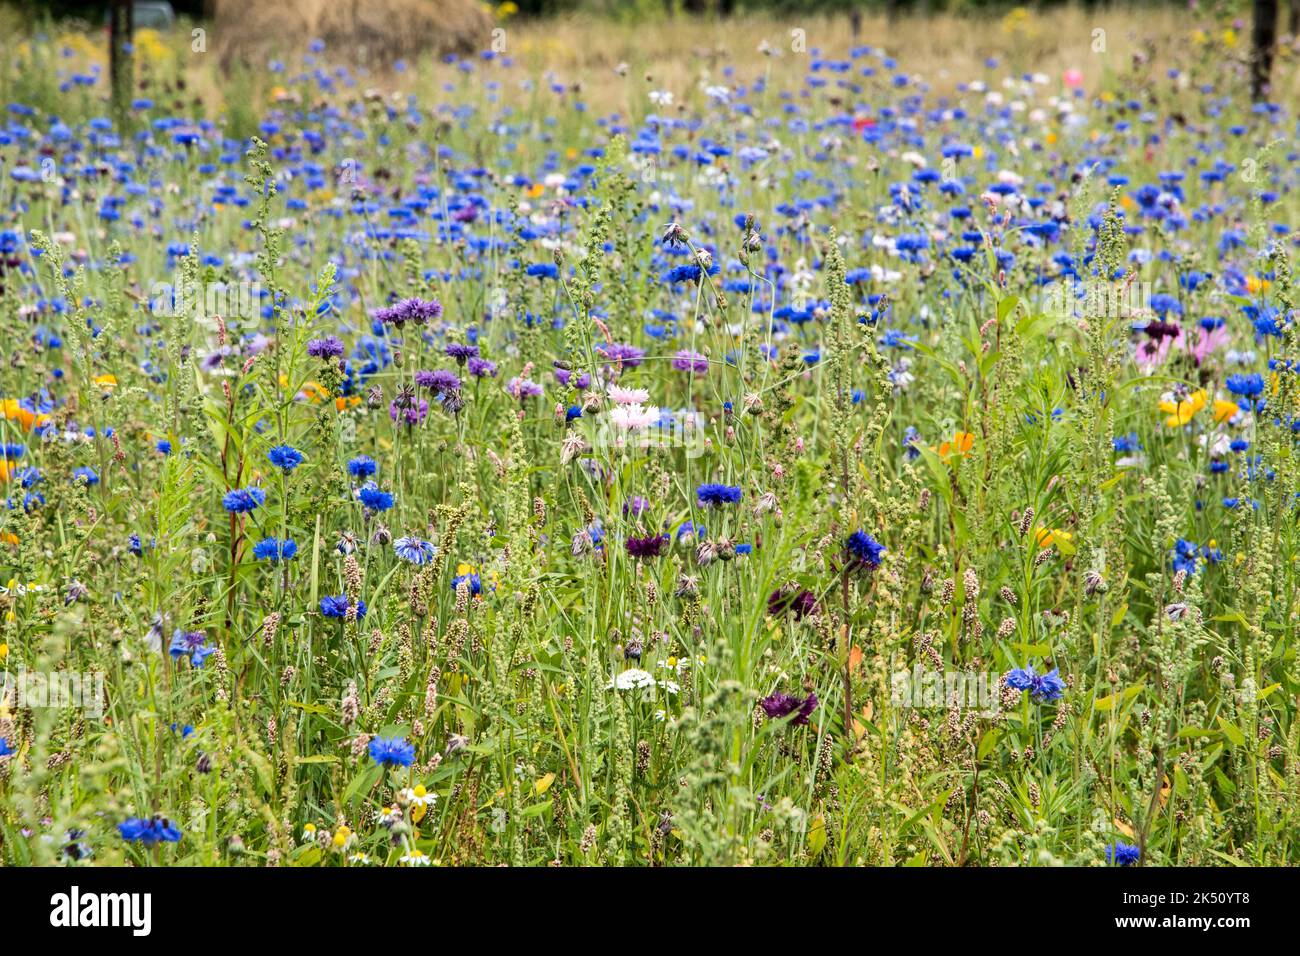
[1,1,1300,876]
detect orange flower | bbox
[937,431,975,459]
[1,398,47,432]
[1035,527,1072,549]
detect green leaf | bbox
[1216,716,1246,748]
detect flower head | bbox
[369,735,415,767]
[253,537,298,562]
[222,486,266,513]
[1004,666,1065,702]
[394,535,436,565]
[267,444,304,472]
[760,691,818,726]
[846,530,886,568]
[1106,841,1140,866]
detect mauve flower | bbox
[468,357,498,378]
[596,343,646,368]
[672,350,709,374]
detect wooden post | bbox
[1251,0,1278,100]
[109,0,134,120]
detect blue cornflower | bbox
[357,483,394,512]
[846,530,887,568]
[72,466,99,486]
[168,629,215,667]
[696,483,742,506]
[525,262,559,280]
[222,486,266,513]
[369,736,416,767]
[0,737,11,756]
[1106,841,1141,866]
[1225,373,1265,398]
[252,537,298,562]
[1112,432,1142,453]
[1004,666,1066,703]
[156,439,172,455]
[118,816,183,844]
[267,444,304,472]
[1171,538,1220,575]
[347,455,377,478]
[320,594,366,619]
[452,572,483,595]
[394,536,436,565]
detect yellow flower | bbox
[1213,398,1239,423]
[0,643,7,661]
[1035,528,1072,549]
[332,825,353,849]
[94,373,118,392]
[1158,389,1206,427]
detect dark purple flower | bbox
[625,534,667,559]
[760,691,818,726]
[768,588,817,619]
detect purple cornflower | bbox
[625,535,667,559]
[389,387,429,426]
[768,588,817,619]
[382,297,444,327]
[415,369,461,395]
[445,342,479,363]
[554,364,591,390]
[760,691,818,726]
[596,343,646,368]
[468,357,498,378]
[672,350,709,374]
[306,336,345,359]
